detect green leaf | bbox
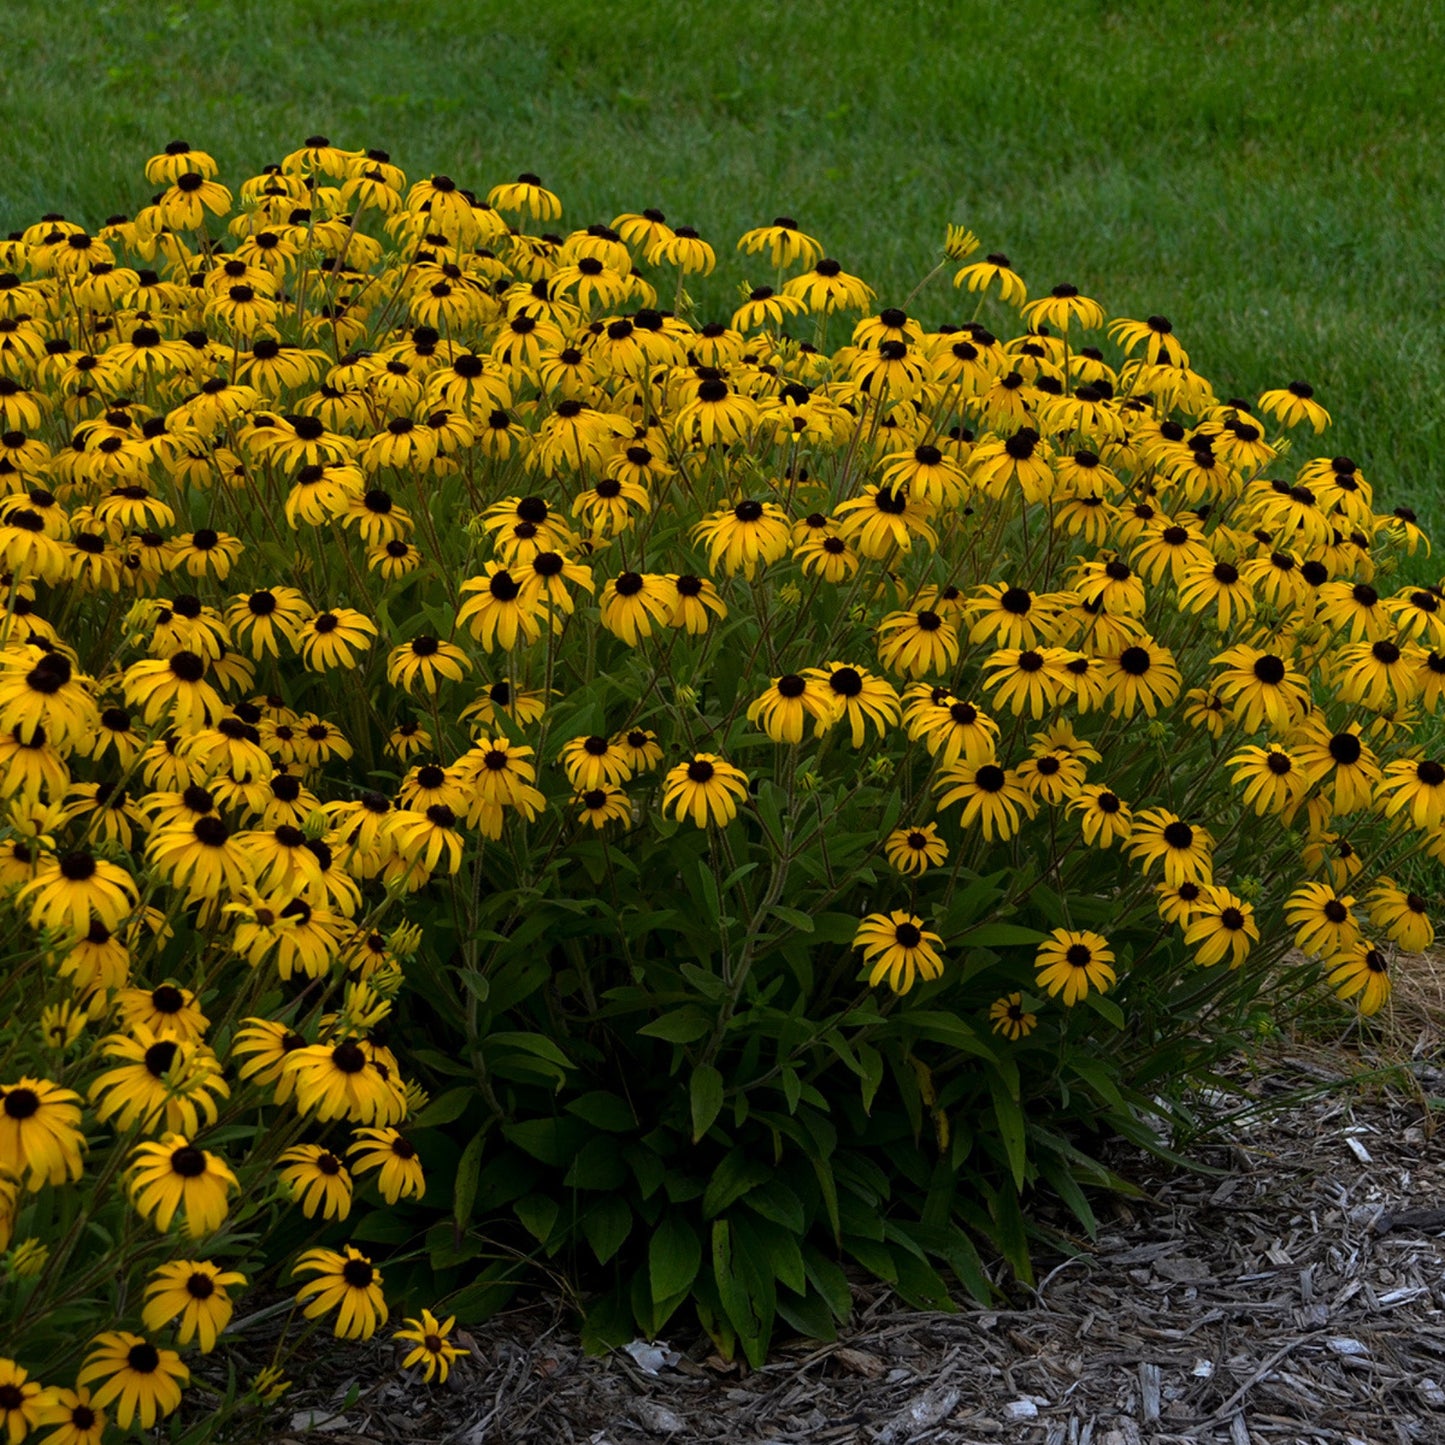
[564,1136,628,1191]
[453,1129,485,1228]
[690,1063,725,1142]
[803,1246,853,1321]
[743,1179,805,1233]
[857,1042,885,1113]
[769,904,815,933]
[637,1008,712,1043]
[775,1286,838,1341]
[502,1117,588,1166]
[1081,991,1127,1030]
[703,1150,771,1218]
[988,1076,1028,1192]
[488,1031,573,1069]
[565,1091,637,1133]
[649,1213,702,1303]
[582,1196,632,1264]
[414,1086,473,1128]
[955,922,1048,948]
[780,1066,802,1113]
[513,1194,559,1245]
[711,1219,774,1368]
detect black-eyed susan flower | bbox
[1259,380,1330,433]
[599,571,674,645]
[1022,283,1105,332]
[386,636,470,695]
[647,224,716,274]
[1034,929,1115,1005]
[146,816,254,901]
[738,217,824,269]
[278,1144,354,1221]
[18,850,138,938]
[284,1039,406,1126]
[989,993,1038,1040]
[293,1245,388,1340]
[655,573,724,635]
[1376,755,1445,829]
[89,1029,229,1136]
[573,785,631,830]
[1365,879,1433,953]
[1128,809,1214,885]
[692,499,791,580]
[853,910,944,993]
[884,824,948,874]
[457,564,546,652]
[299,608,377,672]
[395,1309,469,1384]
[35,1385,106,1445]
[1284,881,1360,958]
[1213,649,1310,737]
[390,805,466,876]
[1067,784,1133,848]
[560,735,633,790]
[128,1134,237,1238]
[115,982,208,1044]
[122,651,225,731]
[1182,886,1258,968]
[876,607,960,679]
[1293,722,1382,815]
[0,651,99,748]
[0,1076,84,1190]
[1316,579,1391,643]
[1016,749,1087,805]
[934,760,1036,841]
[1326,940,1391,1015]
[142,1260,247,1353]
[1228,744,1309,818]
[979,646,1075,718]
[662,754,749,829]
[347,1126,425,1204]
[782,257,874,313]
[747,672,841,744]
[77,1333,188,1432]
[953,252,1027,307]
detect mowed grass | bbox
[2,0,1442,549]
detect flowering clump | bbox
[0,136,1437,1399]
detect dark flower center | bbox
[170,1146,207,1178]
[342,1258,374,1288]
[58,851,98,881]
[127,1342,162,1372]
[332,1041,367,1074]
[151,984,185,1014]
[1328,733,1363,766]
[2,1087,39,1119]
[686,759,715,783]
[1162,821,1194,849]
[975,764,1005,793]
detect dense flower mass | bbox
[0,136,1437,1409]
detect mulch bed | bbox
[258,1051,1445,1445]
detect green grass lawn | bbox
[3,0,1441,543]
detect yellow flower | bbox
[853,911,945,994]
[394,1309,470,1384]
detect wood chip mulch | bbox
[257,1052,1445,1445]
